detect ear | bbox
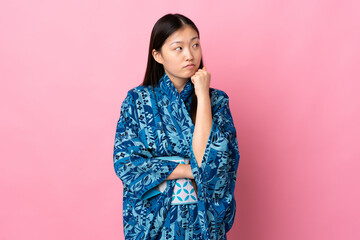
[152,49,163,65]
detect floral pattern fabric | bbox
[113,72,240,239]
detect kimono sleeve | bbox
[113,91,179,201]
[189,91,240,237]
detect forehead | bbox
[165,26,199,44]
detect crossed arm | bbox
[165,93,212,180]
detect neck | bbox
[172,79,187,93]
[165,70,188,93]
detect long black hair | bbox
[141,13,204,124]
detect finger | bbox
[203,66,206,70]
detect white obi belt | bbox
[144,156,198,205]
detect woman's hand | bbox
[191,66,213,167]
[165,164,194,180]
[191,66,211,98]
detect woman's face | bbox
[152,25,202,83]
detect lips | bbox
[184,64,195,68]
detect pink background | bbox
[1,0,359,239]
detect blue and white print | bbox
[113,71,240,240]
[153,156,198,205]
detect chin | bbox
[184,72,195,78]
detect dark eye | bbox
[175,47,182,51]
[194,43,199,47]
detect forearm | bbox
[165,164,194,180]
[192,94,212,167]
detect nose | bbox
[184,48,194,61]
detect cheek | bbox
[162,55,176,66]
[169,56,182,66]
[196,53,202,64]
[165,52,179,62]
[193,50,201,59]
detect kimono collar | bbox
[159,71,194,102]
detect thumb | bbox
[203,66,206,70]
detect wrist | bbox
[185,164,193,179]
[196,90,210,100]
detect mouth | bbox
[184,64,195,68]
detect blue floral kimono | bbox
[113,72,240,240]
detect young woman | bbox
[113,13,240,240]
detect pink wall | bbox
[1,0,359,239]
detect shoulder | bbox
[210,87,229,99]
[124,85,154,102]
[127,85,153,96]
[209,87,230,108]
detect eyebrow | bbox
[170,36,199,45]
